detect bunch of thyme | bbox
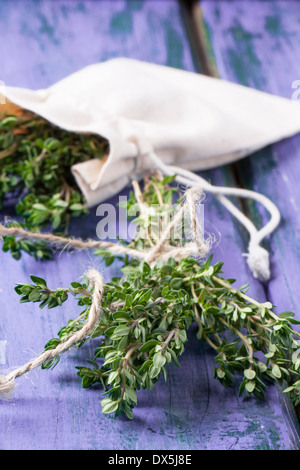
[12,175,300,420]
[0,111,108,259]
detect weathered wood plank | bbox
[0,0,294,449]
[200,0,300,315]
[200,0,300,446]
[0,0,197,88]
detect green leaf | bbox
[283,386,295,393]
[177,330,187,343]
[53,199,68,208]
[113,311,132,322]
[139,340,160,352]
[153,352,166,369]
[32,203,48,212]
[124,386,137,404]
[245,381,256,393]
[82,375,93,388]
[168,348,180,367]
[125,294,133,307]
[217,369,225,379]
[265,352,274,359]
[69,203,85,211]
[138,289,153,304]
[123,405,134,420]
[28,290,41,302]
[111,326,130,338]
[244,369,256,380]
[260,302,273,309]
[149,366,161,379]
[257,362,267,373]
[138,360,152,373]
[278,311,295,319]
[101,400,120,414]
[107,371,120,385]
[117,335,129,352]
[272,364,282,379]
[170,278,183,289]
[30,275,47,288]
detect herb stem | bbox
[219,317,254,363]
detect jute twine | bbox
[0,186,209,398]
[0,269,104,398]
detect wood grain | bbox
[200,0,300,447]
[200,0,300,314]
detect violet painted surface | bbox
[0,0,196,89]
[201,0,300,315]
[0,0,295,449]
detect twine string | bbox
[147,151,280,282]
[0,186,207,398]
[0,269,104,398]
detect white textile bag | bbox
[3,58,300,281]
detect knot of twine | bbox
[144,187,209,265]
[245,244,270,283]
[147,151,281,283]
[0,187,208,398]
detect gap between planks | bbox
[179,0,256,242]
[179,0,300,446]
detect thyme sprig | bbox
[12,176,300,419]
[0,111,107,259]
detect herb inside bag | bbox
[0,111,108,259]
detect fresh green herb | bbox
[12,176,300,420]
[0,111,108,258]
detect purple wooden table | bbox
[0,0,299,450]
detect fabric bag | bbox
[3,58,300,280]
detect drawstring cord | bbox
[148,150,281,282]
